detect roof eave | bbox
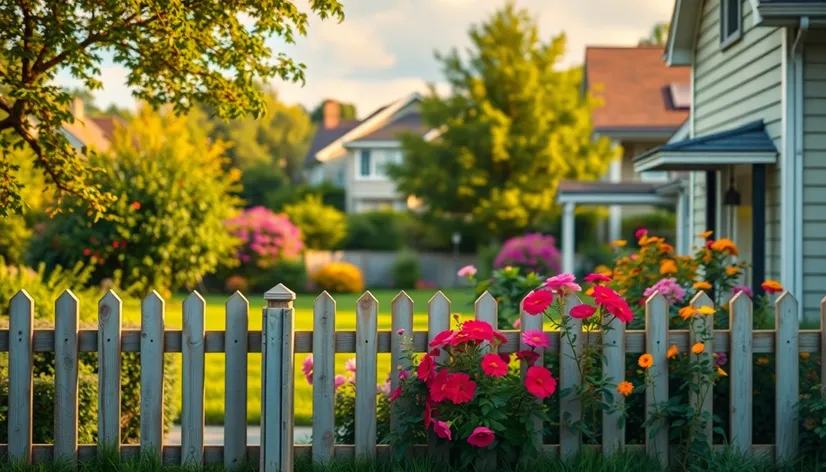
[666,0,702,67]
[757,4,826,26]
[634,150,778,173]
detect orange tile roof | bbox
[585,46,690,131]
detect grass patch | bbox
[121,289,476,426]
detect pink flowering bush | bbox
[493,233,560,276]
[226,206,303,268]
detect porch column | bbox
[676,189,688,255]
[608,158,622,242]
[705,170,717,237]
[752,164,766,297]
[562,202,576,275]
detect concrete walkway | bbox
[166,425,313,445]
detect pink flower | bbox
[467,427,495,448]
[525,366,557,399]
[584,273,611,284]
[434,421,452,440]
[512,319,521,329]
[452,321,495,345]
[378,381,391,395]
[396,328,405,336]
[569,305,596,319]
[344,358,356,373]
[523,289,554,316]
[417,354,435,382]
[521,330,550,348]
[302,355,313,384]
[516,350,540,366]
[481,353,508,377]
[635,228,648,239]
[389,386,402,402]
[398,370,410,380]
[545,273,581,294]
[733,285,754,298]
[334,375,347,390]
[429,329,456,348]
[457,265,477,278]
[643,278,686,305]
[593,286,634,324]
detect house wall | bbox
[618,141,671,220]
[690,0,784,280]
[345,148,406,213]
[802,31,826,320]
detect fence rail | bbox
[0,285,821,468]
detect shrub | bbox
[225,275,251,293]
[621,210,677,244]
[269,258,308,292]
[267,182,347,212]
[493,233,560,276]
[343,211,404,251]
[284,195,348,250]
[0,215,31,266]
[311,262,364,293]
[227,206,304,269]
[461,265,544,329]
[392,252,421,289]
[0,259,102,320]
[27,107,243,297]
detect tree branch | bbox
[13,119,78,197]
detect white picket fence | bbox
[0,284,819,468]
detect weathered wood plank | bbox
[8,290,34,463]
[645,292,669,468]
[224,292,248,469]
[312,292,336,463]
[181,292,206,465]
[689,291,714,447]
[775,293,799,463]
[98,291,122,452]
[390,291,414,458]
[426,292,450,463]
[54,290,79,463]
[355,292,378,458]
[473,292,498,471]
[140,291,165,458]
[560,295,583,458]
[729,292,753,453]
[602,306,626,456]
[520,298,545,453]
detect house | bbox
[61,97,122,152]
[304,93,435,213]
[632,0,826,320]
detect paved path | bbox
[166,425,313,445]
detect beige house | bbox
[634,0,826,320]
[304,93,434,213]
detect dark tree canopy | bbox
[0,0,344,216]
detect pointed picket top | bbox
[11,288,34,305]
[645,290,667,309]
[690,290,714,309]
[474,291,497,310]
[730,290,753,306]
[57,289,79,305]
[357,290,378,308]
[142,290,165,309]
[565,293,583,312]
[100,289,122,305]
[315,290,335,305]
[776,291,798,318]
[392,290,413,308]
[184,290,206,306]
[428,291,450,307]
[227,291,249,307]
[264,283,296,301]
[56,290,79,324]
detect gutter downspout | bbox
[793,18,808,321]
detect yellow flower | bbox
[595,265,612,276]
[667,345,678,359]
[717,367,727,377]
[611,239,627,248]
[801,352,811,360]
[691,343,705,355]
[725,266,740,276]
[711,238,739,256]
[757,357,769,365]
[638,354,653,369]
[585,287,595,296]
[617,381,634,397]
[679,306,697,320]
[699,230,713,239]
[693,281,712,291]
[696,306,716,316]
[659,259,677,275]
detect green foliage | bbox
[391,252,421,289]
[0,260,102,320]
[269,258,309,293]
[639,22,671,46]
[267,182,347,213]
[475,243,502,281]
[388,4,617,239]
[0,215,32,265]
[467,266,544,329]
[238,162,291,209]
[621,211,677,245]
[310,100,358,123]
[28,108,243,297]
[343,211,405,251]
[284,195,348,250]
[0,0,344,215]
[332,382,392,445]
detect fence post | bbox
[474,292,498,472]
[55,290,80,464]
[8,290,33,464]
[427,292,450,463]
[775,292,799,464]
[728,292,752,453]
[98,291,122,455]
[225,292,249,469]
[689,291,714,447]
[645,292,668,468]
[182,292,206,465]
[560,294,583,458]
[312,292,336,463]
[520,298,544,455]
[391,291,414,458]
[355,292,378,458]
[261,284,296,472]
[602,305,626,456]
[140,291,165,459]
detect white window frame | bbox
[354,148,403,181]
[720,0,742,49]
[640,171,670,183]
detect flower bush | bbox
[493,233,560,276]
[226,206,303,268]
[460,265,544,329]
[310,261,365,293]
[390,323,551,468]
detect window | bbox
[720,0,741,47]
[335,168,345,187]
[359,150,371,177]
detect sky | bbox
[56,0,673,119]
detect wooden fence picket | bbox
[601,306,626,456]
[426,292,451,463]
[312,292,336,463]
[224,292,249,469]
[8,290,33,463]
[519,298,544,452]
[140,291,165,458]
[182,292,206,465]
[689,291,714,446]
[728,292,752,453]
[98,291,122,452]
[474,292,498,472]
[355,292,378,458]
[54,290,80,463]
[391,291,414,457]
[775,292,799,463]
[559,294,583,458]
[645,292,668,468]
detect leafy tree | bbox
[310,100,358,122]
[284,195,348,250]
[388,3,617,239]
[28,107,243,297]
[0,0,344,216]
[639,22,670,46]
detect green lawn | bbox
[121,289,476,426]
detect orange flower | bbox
[595,265,612,276]
[725,266,740,276]
[678,306,697,320]
[611,239,627,248]
[691,343,705,355]
[711,238,739,256]
[617,381,634,397]
[667,345,678,359]
[757,357,769,365]
[660,259,677,275]
[699,230,713,239]
[717,367,727,377]
[661,243,674,253]
[585,287,595,296]
[702,250,713,263]
[638,354,653,369]
[801,352,811,360]
[693,281,712,291]
[761,280,783,293]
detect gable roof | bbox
[304,119,361,168]
[90,116,126,143]
[347,112,429,144]
[62,117,112,152]
[584,46,690,135]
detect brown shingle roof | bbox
[585,46,690,131]
[90,116,126,143]
[349,112,428,142]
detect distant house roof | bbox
[90,116,126,143]
[584,46,690,137]
[304,119,361,168]
[347,112,429,144]
[62,117,111,152]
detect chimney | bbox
[71,96,85,122]
[322,100,340,129]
